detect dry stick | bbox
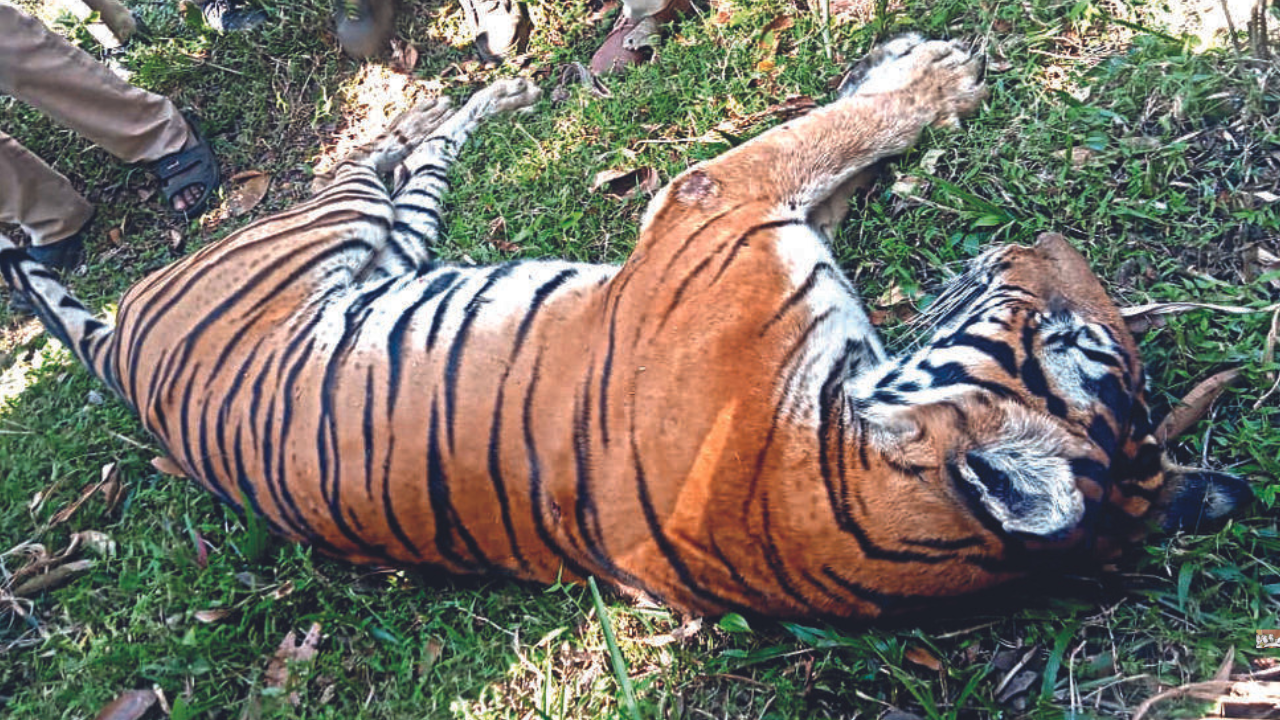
[1130,680,1237,720]
[1221,0,1245,56]
[1154,367,1244,445]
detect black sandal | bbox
[149,113,221,217]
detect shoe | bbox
[27,207,93,272]
[27,234,84,271]
[589,0,691,75]
[334,0,398,59]
[148,113,221,217]
[458,0,530,63]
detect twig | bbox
[1131,680,1236,720]
[1220,0,1245,56]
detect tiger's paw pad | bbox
[473,77,542,116]
[838,34,987,128]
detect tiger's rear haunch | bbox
[0,37,1250,620]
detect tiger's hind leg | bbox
[384,77,541,269]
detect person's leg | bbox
[0,131,94,254]
[458,0,531,63]
[0,5,214,213]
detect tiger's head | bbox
[853,232,1250,553]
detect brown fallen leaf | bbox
[227,172,272,218]
[389,38,419,73]
[264,623,323,706]
[13,559,94,596]
[1155,367,1243,445]
[904,645,944,672]
[48,463,119,526]
[93,688,157,720]
[757,15,794,52]
[151,454,187,478]
[550,62,612,103]
[590,167,660,200]
[194,608,232,624]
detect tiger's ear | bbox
[953,439,1085,538]
[1155,467,1252,533]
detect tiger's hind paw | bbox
[838,35,988,129]
[469,77,542,117]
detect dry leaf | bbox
[996,669,1039,702]
[13,559,94,596]
[891,175,925,198]
[1242,244,1280,289]
[550,62,611,103]
[191,527,208,569]
[195,608,232,624]
[590,167,660,200]
[92,688,157,720]
[48,463,119,526]
[264,623,323,706]
[420,638,445,675]
[107,228,123,246]
[269,579,295,600]
[389,38,419,73]
[904,645,944,672]
[151,454,187,477]
[227,172,271,218]
[1122,301,1280,335]
[75,530,117,557]
[1155,367,1242,444]
[587,0,620,23]
[636,616,704,647]
[1052,146,1094,168]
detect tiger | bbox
[0,36,1251,620]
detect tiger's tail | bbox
[0,240,121,395]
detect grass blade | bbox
[588,576,642,720]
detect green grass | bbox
[2,0,1279,718]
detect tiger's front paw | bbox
[475,77,542,116]
[838,34,988,129]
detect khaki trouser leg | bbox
[0,131,95,245]
[0,4,189,165]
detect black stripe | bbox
[445,263,521,452]
[427,400,491,570]
[522,353,594,579]
[759,262,840,336]
[709,219,806,284]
